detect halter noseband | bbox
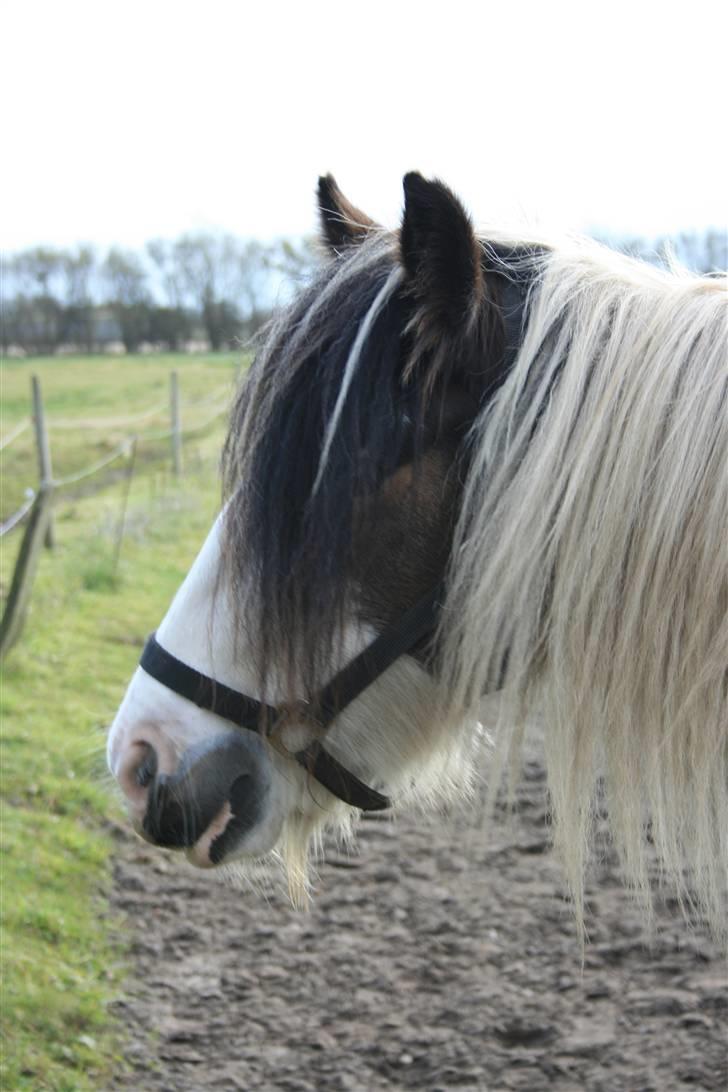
[139,585,442,812]
[139,257,533,813]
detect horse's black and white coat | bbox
[108,173,727,942]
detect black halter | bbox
[140,585,443,812]
[139,257,533,813]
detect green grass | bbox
[0,352,242,519]
[1,354,231,1090]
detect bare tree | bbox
[703,228,728,273]
[147,238,186,309]
[102,248,151,352]
[172,232,243,350]
[267,236,318,283]
[262,236,318,316]
[7,248,65,352]
[60,246,97,350]
[146,239,192,349]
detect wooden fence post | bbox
[0,486,54,660]
[170,371,182,477]
[31,375,54,547]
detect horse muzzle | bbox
[134,731,272,867]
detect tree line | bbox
[1,227,725,356]
[0,234,317,355]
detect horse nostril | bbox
[135,743,158,788]
[229,773,259,828]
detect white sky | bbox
[3,0,727,251]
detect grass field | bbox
[1,352,240,519]
[1,352,241,1090]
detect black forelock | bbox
[222,241,428,698]
[221,228,534,704]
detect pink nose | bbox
[112,724,178,814]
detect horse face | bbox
[107,452,465,884]
[108,174,494,890]
[107,517,290,869]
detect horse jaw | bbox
[108,513,479,895]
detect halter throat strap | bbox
[139,585,443,812]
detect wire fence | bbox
[0,418,31,451]
[52,439,136,489]
[0,375,232,539]
[46,401,169,431]
[0,384,231,440]
[0,370,234,659]
[0,490,36,536]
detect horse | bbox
[107,173,727,941]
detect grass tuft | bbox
[80,558,121,592]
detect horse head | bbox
[108,173,516,895]
[108,174,727,939]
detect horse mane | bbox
[222,219,727,939]
[442,236,727,940]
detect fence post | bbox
[31,375,54,548]
[170,371,182,477]
[0,486,54,660]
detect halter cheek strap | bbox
[139,585,443,812]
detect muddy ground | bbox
[109,752,726,1092]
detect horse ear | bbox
[317,174,377,252]
[400,172,483,330]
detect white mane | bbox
[439,231,727,939]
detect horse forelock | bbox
[219,222,529,706]
[221,234,428,702]
[218,226,550,709]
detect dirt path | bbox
[109,755,726,1091]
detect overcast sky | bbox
[3,0,726,251]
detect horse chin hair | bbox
[218,660,489,908]
[273,664,487,907]
[282,806,358,909]
[217,804,357,909]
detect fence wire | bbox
[0,419,31,452]
[1,373,235,661]
[1,391,230,537]
[52,440,136,488]
[0,491,36,537]
[47,401,168,431]
[142,398,229,441]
